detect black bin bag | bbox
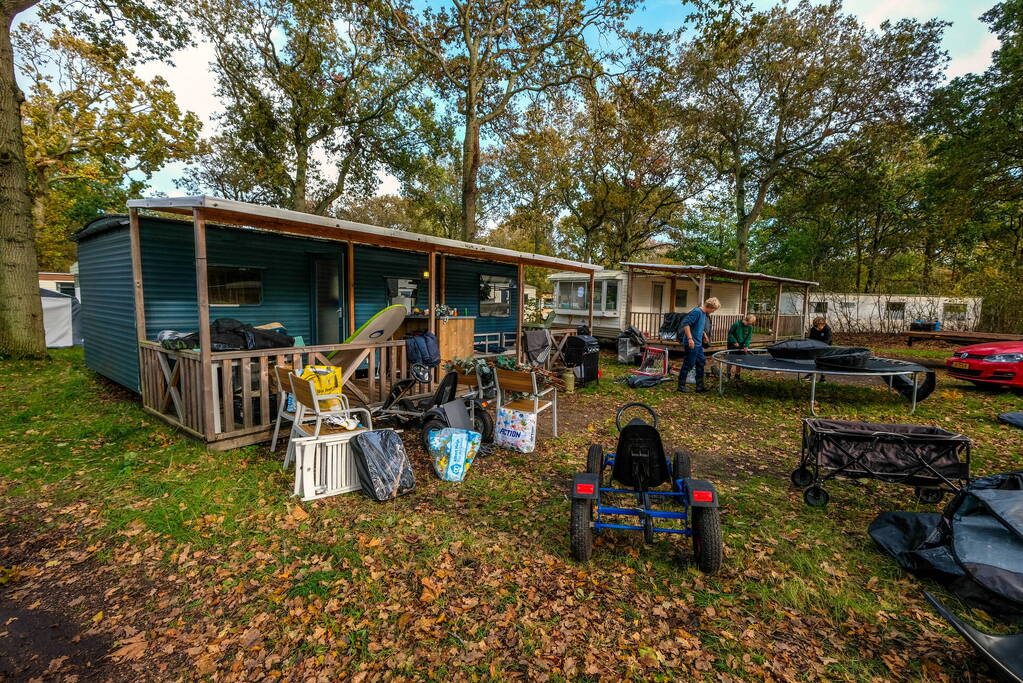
[350,430,416,501]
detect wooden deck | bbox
[905,330,1023,346]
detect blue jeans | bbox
[677,344,705,388]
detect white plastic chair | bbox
[285,371,372,469]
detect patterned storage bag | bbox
[427,428,482,482]
[495,407,537,453]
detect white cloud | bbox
[948,33,1000,78]
[134,38,221,128]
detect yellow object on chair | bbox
[299,365,344,410]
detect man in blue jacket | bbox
[676,297,720,393]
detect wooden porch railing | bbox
[629,312,807,344]
[139,339,408,449]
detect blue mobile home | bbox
[73,197,598,448]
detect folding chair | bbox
[270,365,307,452]
[285,372,373,469]
[493,367,558,437]
[522,329,553,368]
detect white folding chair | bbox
[285,372,372,469]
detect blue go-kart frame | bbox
[570,403,723,573]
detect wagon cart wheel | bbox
[420,415,447,452]
[691,507,723,574]
[672,450,693,484]
[570,498,594,561]
[587,444,605,480]
[803,485,830,508]
[915,487,945,505]
[790,466,814,488]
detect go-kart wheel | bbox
[691,506,722,574]
[472,401,495,443]
[803,485,830,508]
[570,498,594,561]
[915,487,945,504]
[790,466,814,488]
[420,415,447,452]
[672,450,693,484]
[643,515,654,544]
[586,444,604,478]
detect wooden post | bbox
[427,250,436,334]
[438,253,446,306]
[194,209,215,440]
[698,273,706,305]
[669,277,677,313]
[773,282,783,342]
[516,263,525,362]
[587,272,595,331]
[802,285,811,336]
[128,208,146,342]
[346,241,355,336]
[740,278,751,316]
[625,267,635,331]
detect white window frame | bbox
[554,279,620,313]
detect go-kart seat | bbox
[611,418,670,492]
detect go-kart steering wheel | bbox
[409,363,431,384]
[615,402,659,431]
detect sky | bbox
[21,0,1001,197]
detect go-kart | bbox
[570,403,723,573]
[373,363,494,449]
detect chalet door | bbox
[651,283,664,313]
[313,257,341,345]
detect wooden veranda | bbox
[620,263,819,347]
[125,196,601,449]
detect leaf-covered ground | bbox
[1,342,1020,681]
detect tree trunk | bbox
[460,116,480,242]
[733,173,750,270]
[0,11,46,359]
[293,142,309,213]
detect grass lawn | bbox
[1,346,1020,681]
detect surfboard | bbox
[327,304,408,362]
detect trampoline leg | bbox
[718,364,724,396]
[810,373,818,416]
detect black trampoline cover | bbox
[351,430,416,501]
[869,471,1023,620]
[998,412,1023,429]
[767,339,831,360]
[814,346,871,370]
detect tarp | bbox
[998,412,1023,429]
[39,288,81,347]
[869,471,1023,621]
[350,430,415,501]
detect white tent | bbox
[40,288,82,347]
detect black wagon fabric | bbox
[869,471,1023,621]
[350,430,416,501]
[806,419,970,483]
[767,339,831,360]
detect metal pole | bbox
[810,373,818,416]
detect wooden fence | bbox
[139,339,408,449]
[629,312,806,345]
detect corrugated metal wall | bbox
[76,222,139,391]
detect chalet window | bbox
[56,282,75,297]
[604,282,618,312]
[885,302,906,320]
[813,301,828,314]
[675,289,688,309]
[209,266,262,306]
[479,275,513,317]
[386,278,420,312]
[555,280,619,312]
[943,303,968,321]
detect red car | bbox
[946,341,1023,388]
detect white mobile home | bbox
[780,292,983,333]
[549,263,818,346]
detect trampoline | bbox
[711,349,934,415]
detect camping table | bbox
[711,349,928,416]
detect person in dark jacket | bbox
[806,316,833,381]
[676,297,720,393]
[726,314,756,380]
